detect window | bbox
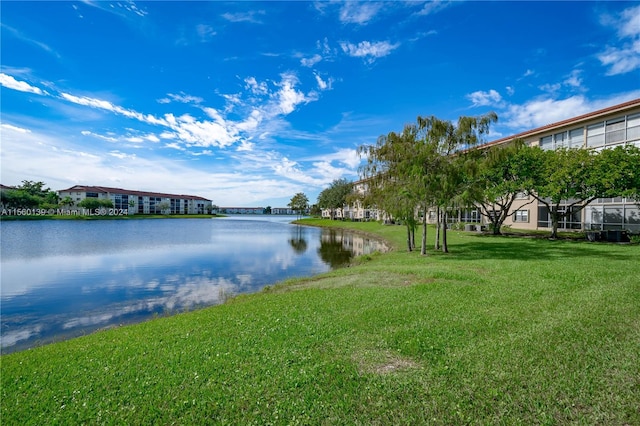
[586,122,604,147]
[627,113,640,141]
[540,135,553,150]
[86,192,99,198]
[513,210,529,223]
[605,117,625,145]
[554,132,567,149]
[568,128,583,148]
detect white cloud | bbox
[273,157,324,185]
[501,90,640,130]
[340,40,400,64]
[338,2,383,25]
[221,10,265,24]
[244,77,268,95]
[597,4,640,75]
[314,73,331,91]
[164,92,204,104]
[81,130,118,142]
[598,41,640,76]
[1,24,61,59]
[273,73,311,115]
[109,150,137,159]
[80,0,147,18]
[301,54,322,67]
[309,148,361,169]
[1,123,30,133]
[0,73,44,95]
[196,24,217,42]
[467,89,503,107]
[163,143,185,151]
[416,0,453,16]
[538,69,583,94]
[563,69,583,88]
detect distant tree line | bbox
[1,180,116,211]
[1,180,64,210]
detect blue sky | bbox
[1,1,639,207]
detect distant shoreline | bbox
[0,213,223,221]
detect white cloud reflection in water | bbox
[1,217,386,353]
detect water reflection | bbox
[289,226,308,254]
[1,218,386,353]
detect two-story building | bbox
[487,98,640,233]
[323,98,640,232]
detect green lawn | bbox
[2,219,638,425]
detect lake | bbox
[0,216,386,354]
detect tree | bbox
[594,144,640,200]
[78,198,114,210]
[288,193,309,219]
[1,180,60,210]
[317,179,353,220]
[264,206,272,215]
[358,129,422,251]
[471,140,536,235]
[0,189,41,209]
[157,201,171,215]
[18,180,49,198]
[525,147,600,238]
[417,112,497,252]
[309,204,322,217]
[60,196,75,208]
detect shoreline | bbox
[0,213,223,221]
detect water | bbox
[0,216,386,354]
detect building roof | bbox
[484,97,640,148]
[58,185,211,201]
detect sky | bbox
[1,1,639,208]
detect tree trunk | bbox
[406,225,413,252]
[411,226,415,250]
[492,214,502,235]
[421,207,428,255]
[434,207,441,250]
[442,210,449,253]
[550,206,560,239]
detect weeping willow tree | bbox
[359,112,497,254]
[417,112,498,253]
[358,126,422,252]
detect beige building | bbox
[487,98,640,233]
[324,98,640,233]
[58,185,212,215]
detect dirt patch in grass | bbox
[353,349,420,375]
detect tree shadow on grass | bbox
[441,233,638,262]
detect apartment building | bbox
[58,185,212,215]
[324,98,640,232]
[489,98,640,232]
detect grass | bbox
[2,219,639,425]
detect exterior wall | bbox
[493,100,640,232]
[320,99,640,232]
[271,207,305,215]
[221,207,264,214]
[57,186,212,215]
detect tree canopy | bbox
[316,179,353,220]
[288,193,309,219]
